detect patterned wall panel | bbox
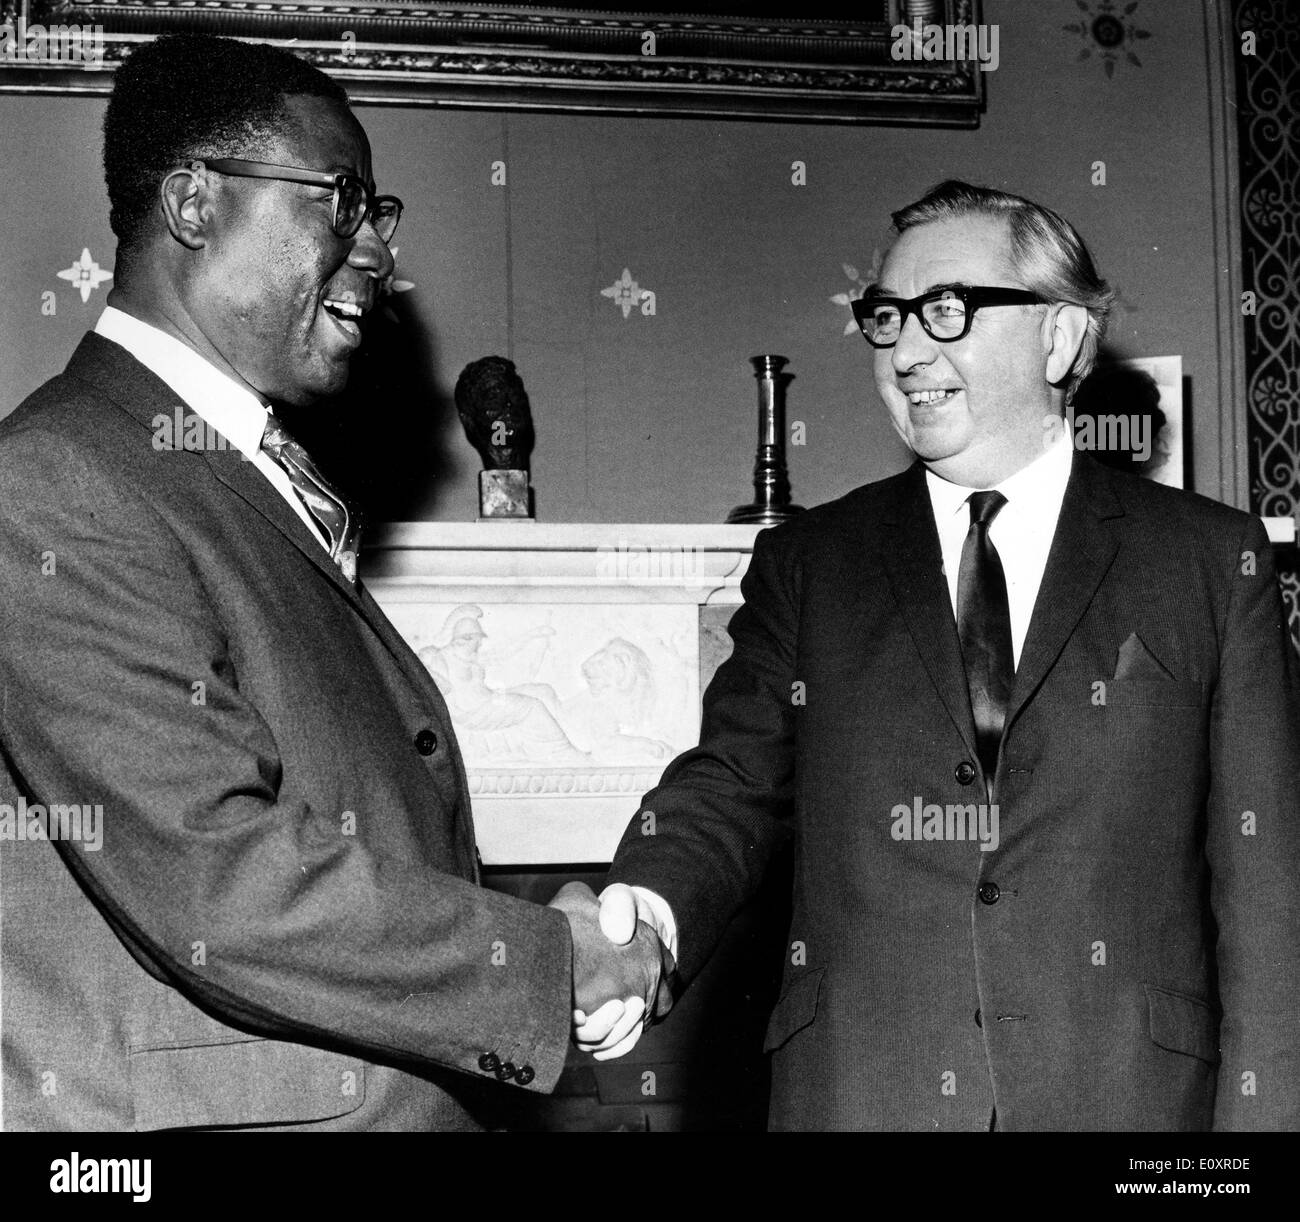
[1235,0,1300,647]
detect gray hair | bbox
[891,180,1116,404]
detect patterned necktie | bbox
[956,490,1014,790]
[260,412,362,584]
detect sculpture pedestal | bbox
[478,469,531,519]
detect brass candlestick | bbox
[726,355,804,525]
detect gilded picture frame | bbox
[0,0,987,124]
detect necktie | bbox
[260,412,362,583]
[956,490,1013,790]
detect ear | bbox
[159,164,211,252]
[1044,303,1089,386]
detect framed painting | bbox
[0,0,988,123]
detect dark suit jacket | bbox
[0,333,572,1131]
[608,454,1300,1131]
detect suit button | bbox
[978,882,1000,905]
[975,1008,982,1028]
[955,761,977,785]
[515,1064,535,1086]
[495,1061,517,1081]
[415,729,438,755]
[478,1052,500,1073]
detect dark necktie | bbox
[260,412,362,584]
[956,490,1014,789]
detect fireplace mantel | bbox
[363,522,761,865]
[364,521,762,604]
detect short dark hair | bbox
[891,180,1116,404]
[104,34,348,261]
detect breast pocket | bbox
[1106,679,1206,709]
[762,966,826,1054]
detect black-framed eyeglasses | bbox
[188,157,402,243]
[851,285,1047,347]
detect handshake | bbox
[548,881,676,1060]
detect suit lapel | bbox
[66,333,436,695]
[355,580,462,712]
[201,445,364,606]
[1005,454,1124,729]
[74,332,366,604]
[202,451,478,867]
[191,439,454,716]
[878,462,980,758]
[875,455,1126,759]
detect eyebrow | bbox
[869,280,973,298]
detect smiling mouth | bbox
[321,296,369,345]
[905,388,961,405]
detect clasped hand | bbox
[548,882,674,1060]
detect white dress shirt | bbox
[94,306,330,553]
[926,431,1075,668]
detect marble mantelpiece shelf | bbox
[364,522,764,608]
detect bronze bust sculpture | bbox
[454,356,536,518]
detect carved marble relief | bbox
[385,601,699,794]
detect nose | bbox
[890,308,937,376]
[347,219,395,281]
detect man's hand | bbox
[548,881,674,1060]
[576,882,678,1058]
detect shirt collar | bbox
[925,428,1074,522]
[94,305,270,458]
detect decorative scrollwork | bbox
[1236,0,1300,647]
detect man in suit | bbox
[580,181,1300,1129]
[0,33,667,1131]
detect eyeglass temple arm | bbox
[191,159,345,189]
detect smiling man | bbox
[586,180,1300,1130]
[0,34,669,1132]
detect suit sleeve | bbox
[605,524,801,981]
[0,428,572,1092]
[1205,515,1300,1130]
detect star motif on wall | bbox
[56,248,113,303]
[829,254,883,336]
[601,268,649,319]
[1064,0,1151,78]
